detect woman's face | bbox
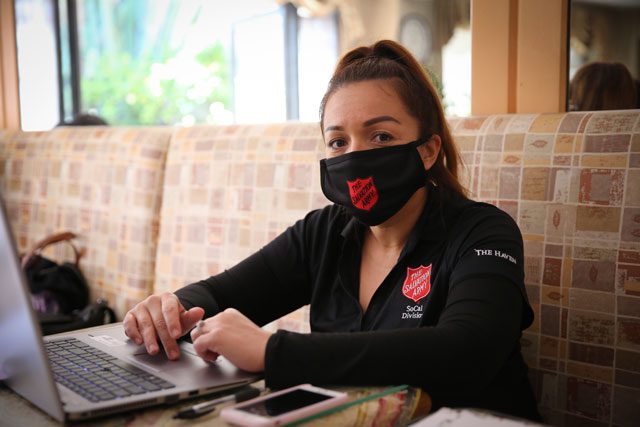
[322,79,421,158]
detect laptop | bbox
[0,198,260,422]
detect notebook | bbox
[0,198,260,422]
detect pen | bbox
[173,385,262,419]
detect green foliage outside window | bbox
[79,0,231,125]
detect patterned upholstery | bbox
[155,112,639,426]
[155,124,328,331]
[0,127,172,317]
[451,111,640,427]
[0,111,638,425]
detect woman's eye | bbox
[328,139,347,150]
[373,133,394,144]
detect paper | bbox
[410,408,545,427]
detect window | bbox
[75,0,279,126]
[15,0,471,130]
[232,7,288,123]
[14,0,60,130]
[16,0,338,129]
[297,12,339,121]
[442,26,471,117]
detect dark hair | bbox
[60,113,109,126]
[319,40,466,199]
[569,62,637,111]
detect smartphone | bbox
[220,383,349,427]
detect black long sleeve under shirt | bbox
[175,190,541,421]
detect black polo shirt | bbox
[176,188,540,421]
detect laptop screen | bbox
[0,198,65,421]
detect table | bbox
[0,379,430,426]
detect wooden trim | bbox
[515,0,568,113]
[0,0,21,130]
[471,0,569,114]
[559,0,569,112]
[471,0,512,115]
[507,0,518,113]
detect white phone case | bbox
[220,383,349,427]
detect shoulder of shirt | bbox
[298,203,352,232]
[445,195,520,234]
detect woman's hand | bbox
[190,308,271,373]
[123,292,205,361]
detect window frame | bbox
[55,0,309,124]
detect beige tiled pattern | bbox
[0,127,172,317]
[157,113,640,425]
[450,111,640,427]
[155,123,329,331]
[1,111,638,426]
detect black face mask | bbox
[320,137,430,226]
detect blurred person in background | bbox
[569,61,637,111]
[58,113,109,126]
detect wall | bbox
[342,0,401,52]
[471,0,569,115]
[399,0,441,76]
[343,0,571,115]
[0,0,20,130]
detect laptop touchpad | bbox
[129,350,206,373]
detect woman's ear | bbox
[417,135,442,170]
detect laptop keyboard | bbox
[45,338,175,402]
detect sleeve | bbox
[265,276,523,397]
[174,212,314,327]
[449,205,533,328]
[264,205,529,399]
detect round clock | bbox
[399,14,432,64]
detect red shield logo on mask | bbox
[348,176,378,211]
[402,264,432,303]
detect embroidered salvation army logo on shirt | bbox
[402,264,432,303]
[348,176,378,211]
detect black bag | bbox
[21,231,116,335]
[38,298,116,335]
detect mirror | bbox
[569,0,640,110]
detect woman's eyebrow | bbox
[324,115,401,133]
[363,115,401,127]
[324,125,343,133]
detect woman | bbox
[124,40,540,421]
[569,61,637,111]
